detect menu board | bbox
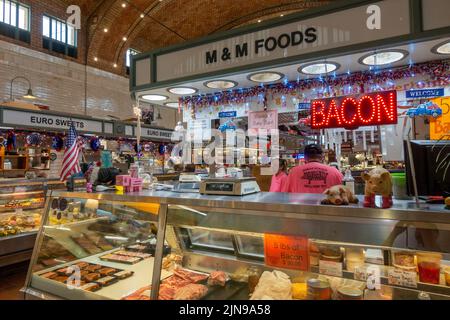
[264,233,308,271]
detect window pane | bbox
[51,19,57,40]
[236,235,264,257]
[42,16,50,37]
[188,229,234,250]
[0,0,4,23]
[18,5,28,30]
[4,0,10,24]
[10,1,16,26]
[67,25,73,46]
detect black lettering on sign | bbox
[291,31,304,45]
[235,43,248,58]
[31,116,36,123]
[305,27,317,43]
[255,39,264,54]
[277,33,291,49]
[264,37,277,51]
[206,50,217,64]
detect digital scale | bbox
[199,177,260,196]
[173,173,201,193]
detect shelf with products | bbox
[24,191,450,300]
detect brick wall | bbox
[0,39,180,129]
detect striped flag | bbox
[60,122,82,181]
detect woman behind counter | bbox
[269,159,288,192]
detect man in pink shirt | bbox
[282,144,343,194]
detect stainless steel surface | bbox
[150,204,167,301]
[47,190,450,224]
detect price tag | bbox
[388,268,417,288]
[319,260,343,277]
[264,234,309,271]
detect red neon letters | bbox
[311,91,398,129]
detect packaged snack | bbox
[83,273,101,282]
[84,264,102,273]
[114,270,134,279]
[95,276,117,286]
[40,272,58,279]
[80,283,100,292]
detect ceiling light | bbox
[257,19,262,23]
[431,40,450,55]
[122,36,127,41]
[359,50,408,66]
[141,94,168,101]
[23,88,36,99]
[164,102,179,108]
[94,57,98,61]
[204,80,238,89]
[121,3,126,8]
[140,13,145,18]
[168,87,197,95]
[247,71,284,83]
[299,62,340,75]
[103,28,108,33]
[280,14,284,17]
[113,63,117,68]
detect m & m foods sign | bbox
[311,91,398,129]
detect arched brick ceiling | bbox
[58,0,333,73]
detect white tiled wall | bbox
[0,40,180,129]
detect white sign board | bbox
[187,118,211,141]
[3,109,103,133]
[156,0,410,81]
[139,127,173,141]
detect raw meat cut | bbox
[207,271,228,287]
[173,284,208,300]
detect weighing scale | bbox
[199,177,260,196]
[173,173,201,193]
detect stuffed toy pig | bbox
[321,185,359,205]
[362,168,393,209]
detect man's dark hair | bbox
[304,144,323,160]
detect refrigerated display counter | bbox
[0,178,86,267]
[23,191,450,300]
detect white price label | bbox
[319,260,343,277]
[388,268,417,288]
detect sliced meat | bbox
[207,271,227,287]
[173,284,208,300]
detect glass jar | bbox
[337,286,363,300]
[417,252,441,284]
[247,266,262,294]
[444,267,450,287]
[307,278,331,300]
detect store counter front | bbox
[23,190,450,300]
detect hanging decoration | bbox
[52,135,64,151]
[180,60,450,109]
[158,144,166,155]
[26,133,42,146]
[90,137,101,151]
[6,131,16,152]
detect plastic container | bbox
[346,248,365,272]
[307,278,331,300]
[392,251,416,271]
[417,252,442,284]
[391,173,411,200]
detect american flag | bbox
[60,122,82,181]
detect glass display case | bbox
[24,191,450,300]
[0,178,85,267]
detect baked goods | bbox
[83,273,101,282]
[95,276,117,286]
[100,253,142,264]
[207,271,228,287]
[173,284,208,300]
[98,267,117,276]
[80,283,100,292]
[84,264,102,272]
[41,272,58,279]
[114,270,134,279]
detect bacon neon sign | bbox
[311,90,398,129]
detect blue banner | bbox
[406,88,444,99]
[219,111,237,118]
[298,102,311,110]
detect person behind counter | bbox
[282,144,343,194]
[269,159,288,192]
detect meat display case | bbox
[23,190,450,300]
[0,178,85,267]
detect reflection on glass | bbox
[236,235,264,257]
[188,229,233,250]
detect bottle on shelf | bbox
[343,168,355,194]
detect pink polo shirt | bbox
[269,172,288,192]
[282,161,343,194]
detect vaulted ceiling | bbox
[56,0,333,74]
